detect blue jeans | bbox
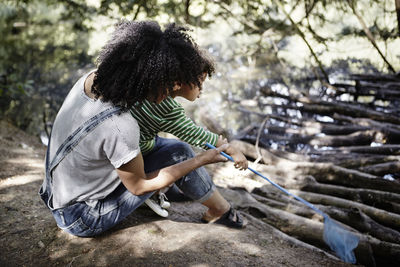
[50,137,216,237]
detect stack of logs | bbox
[206,73,400,266]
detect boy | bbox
[131,75,248,217]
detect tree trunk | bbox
[396,0,400,35]
[346,0,396,73]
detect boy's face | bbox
[171,73,207,102]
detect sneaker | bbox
[144,198,168,217]
[158,193,170,209]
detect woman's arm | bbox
[116,144,229,195]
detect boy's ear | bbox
[173,82,181,91]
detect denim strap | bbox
[40,106,122,210]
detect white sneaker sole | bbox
[144,199,168,217]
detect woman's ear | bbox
[173,82,181,91]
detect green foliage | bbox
[0,0,398,135]
[0,0,93,132]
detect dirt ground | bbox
[0,120,351,267]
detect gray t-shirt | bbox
[50,71,140,209]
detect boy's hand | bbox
[216,135,248,170]
[231,150,248,170]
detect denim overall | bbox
[39,106,216,237]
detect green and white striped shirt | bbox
[130,96,218,154]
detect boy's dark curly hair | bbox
[92,20,215,107]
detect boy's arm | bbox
[162,103,218,148]
[162,99,247,170]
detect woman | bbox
[39,20,245,237]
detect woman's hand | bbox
[216,135,228,146]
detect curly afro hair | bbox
[92,20,215,107]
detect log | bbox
[251,192,317,219]
[334,80,400,94]
[247,144,398,168]
[307,130,380,147]
[231,188,396,266]
[311,145,400,155]
[304,164,400,194]
[257,174,400,206]
[264,123,369,136]
[288,189,400,231]
[253,180,400,216]
[317,124,370,135]
[356,87,400,99]
[350,73,400,82]
[366,237,400,267]
[233,123,259,140]
[243,214,343,262]
[258,129,379,147]
[319,206,400,245]
[220,188,353,263]
[299,177,400,214]
[332,114,400,143]
[230,140,400,194]
[359,161,400,176]
[331,88,400,104]
[238,108,374,136]
[333,113,400,132]
[229,71,400,266]
[260,86,400,124]
[252,187,400,244]
[316,155,400,168]
[238,106,400,144]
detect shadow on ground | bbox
[0,121,349,267]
